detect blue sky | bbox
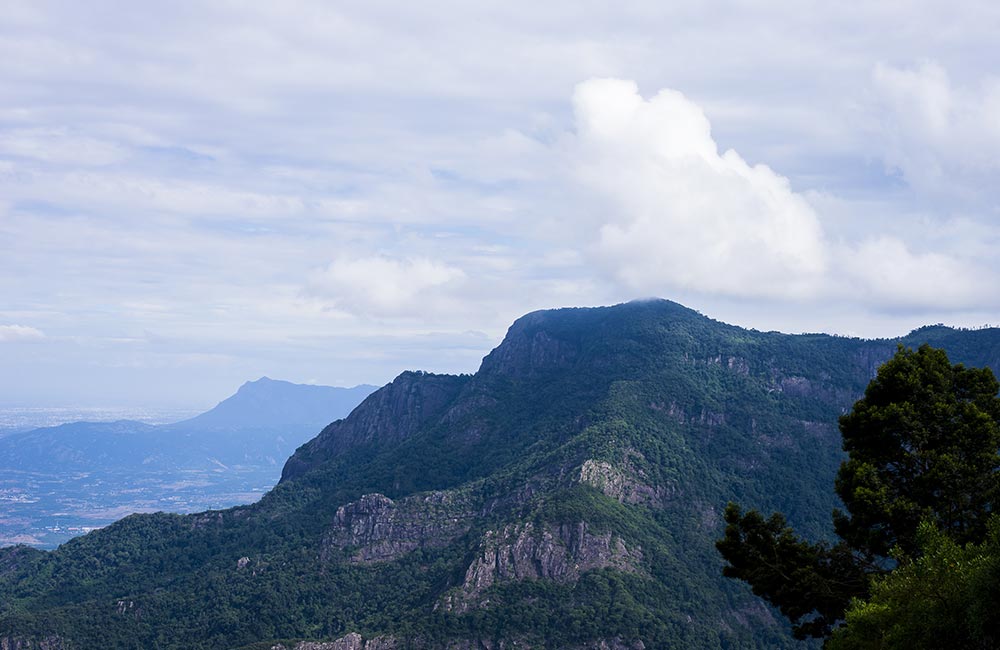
[2,1,999,407]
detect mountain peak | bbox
[478,299,712,378]
[179,379,378,431]
[237,376,282,391]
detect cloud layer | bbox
[309,256,466,317]
[2,2,999,406]
[872,62,1000,204]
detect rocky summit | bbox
[2,300,999,649]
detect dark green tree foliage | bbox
[716,507,867,638]
[718,345,1000,638]
[835,345,1000,557]
[827,518,1000,650]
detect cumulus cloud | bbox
[567,78,997,310]
[309,255,466,317]
[0,325,45,342]
[872,62,1000,201]
[571,78,828,299]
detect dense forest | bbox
[2,300,999,649]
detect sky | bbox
[1,1,999,408]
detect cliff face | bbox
[281,372,469,481]
[443,521,643,613]
[477,311,583,378]
[322,492,476,563]
[5,300,1000,650]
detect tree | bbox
[826,518,1000,650]
[717,344,1000,639]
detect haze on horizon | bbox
[2,1,999,408]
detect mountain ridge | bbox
[176,378,377,432]
[2,299,1000,648]
[0,379,378,474]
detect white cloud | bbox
[570,78,828,299]
[0,325,45,342]
[4,3,1000,405]
[309,255,466,317]
[0,128,127,166]
[840,237,993,310]
[872,62,1000,202]
[566,78,998,311]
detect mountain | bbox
[176,377,376,433]
[0,380,376,548]
[0,380,377,473]
[1,300,999,649]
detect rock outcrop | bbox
[443,521,642,612]
[322,491,475,563]
[578,457,673,506]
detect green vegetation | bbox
[718,344,1000,643]
[828,518,1000,649]
[1,301,999,648]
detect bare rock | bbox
[271,634,644,650]
[323,491,475,563]
[444,521,642,612]
[271,634,401,650]
[578,459,672,506]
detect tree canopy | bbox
[717,344,1000,641]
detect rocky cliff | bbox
[322,491,476,563]
[443,521,643,613]
[281,372,468,481]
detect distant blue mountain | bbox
[0,379,378,473]
[173,377,375,432]
[0,379,378,547]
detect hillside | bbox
[1,300,998,649]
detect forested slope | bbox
[2,300,998,649]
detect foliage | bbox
[717,344,1000,639]
[835,345,1000,558]
[716,506,867,638]
[827,518,1000,650]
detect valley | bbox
[0,380,376,549]
[0,466,271,548]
